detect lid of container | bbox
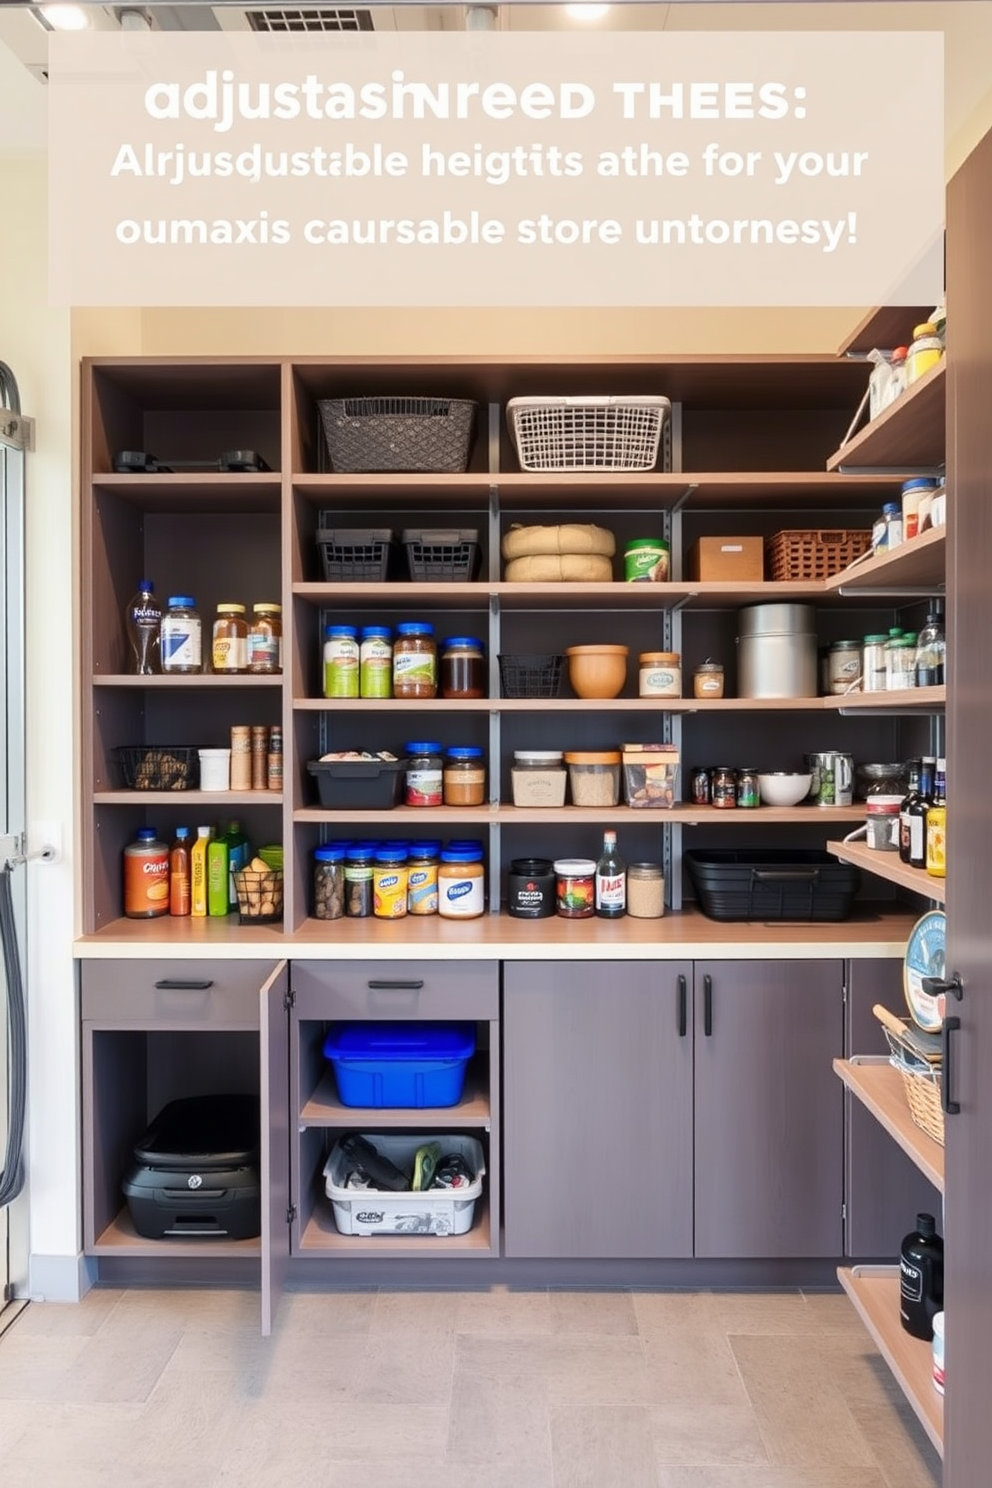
[440,846,484,863]
[553,858,597,874]
[737,603,816,637]
[135,828,158,842]
[890,637,917,649]
[138,578,154,590]
[628,862,664,879]
[407,842,441,860]
[374,847,408,864]
[865,795,903,813]
[901,477,938,493]
[216,603,246,614]
[442,636,485,651]
[640,651,680,664]
[405,741,443,754]
[513,750,563,763]
[166,595,196,608]
[314,845,347,862]
[325,624,358,639]
[396,621,435,636]
[864,634,889,643]
[346,846,376,862]
[510,857,554,874]
[883,502,901,515]
[445,838,484,851]
[695,661,724,673]
[253,603,282,615]
[322,1022,476,1062]
[625,538,670,551]
[830,639,863,649]
[359,625,391,639]
[912,322,938,338]
[445,746,483,759]
[563,751,622,764]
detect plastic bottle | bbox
[926,760,947,878]
[900,1212,944,1339]
[190,826,212,918]
[595,829,627,918]
[883,502,903,550]
[915,603,946,688]
[160,596,202,674]
[905,323,944,387]
[206,836,230,917]
[124,578,161,675]
[122,827,169,918]
[222,819,251,910]
[168,826,191,917]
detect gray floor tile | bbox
[551,1402,662,1488]
[730,1333,877,1468]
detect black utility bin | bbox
[122,1094,261,1240]
[684,848,861,922]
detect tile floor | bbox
[0,1285,940,1488]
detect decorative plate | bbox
[904,910,947,1032]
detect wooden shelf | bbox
[838,1266,943,1458]
[91,472,281,514]
[823,686,945,713]
[295,804,868,827]
[826,361,945,472]
[836,306,933,357]
[826,839,945,903]
[296,693,939,714]
[95,790,283,806]
[825,527,945,593]
[833,1056,944,1192]
[299,1193,495,1256]
[300,1058,492,1128]
[90,1206,261,1259]
[92,673,282,688]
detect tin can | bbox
[690,767,712,806]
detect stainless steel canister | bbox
[736,604,818,699]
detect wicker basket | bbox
[507,396,670,472]
[113,745,198,791]
[765,529,872,581]
[317,397,477,473]
[498,654,564,699]
[882,1027,945,1146]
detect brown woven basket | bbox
[898,1063,945,1146]
[765,528,871,581]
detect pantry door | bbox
[943,121,992,1487]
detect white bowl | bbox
[758,772,813,807]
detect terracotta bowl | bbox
[565,644,629,700]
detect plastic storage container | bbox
[322,1023,476,1108]
[307,757,408,809]
[564,751,621,807]
[684,849,860,922]
[323,1131,485,1236]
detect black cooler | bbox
[122,1094,261,1240]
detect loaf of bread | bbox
[503,553,614,583]
[501,523,616,561]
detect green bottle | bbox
[223,818,251,910]
[206,836,230,917]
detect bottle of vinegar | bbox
[595,830,626,918]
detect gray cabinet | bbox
[502,960,693,1259]
[693,959,844,1259]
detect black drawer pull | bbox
[941,1014,961,1116]
[677,974,687,1038]
[154,979,214,990]
[703,974,713,1037]
[367,979,425,991]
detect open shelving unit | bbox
[838,1266,943,1456]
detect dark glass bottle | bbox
[908,757,936,870]
[899,1212,944,1340]
[915,602,946,687]
[898,760,922,865]
[595,830,626,918]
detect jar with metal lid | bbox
[626,862,665,919]
[693,661,724,699]
[344,844,375,918]
[711,766,737,809]
[863,634,889,693]
[247,603,282,674]
[211,602,248,673]
[443,746,486,806]
[407,842,440,916]
[313,844,346,920]
[440,636,486,699]
[905,322,943,386]
[359,625,392,699]
[438,842,486,919]
[160,596,202,674]
[639,651,681,698]
[405,742,443,806]
[507,857,556,919]
[690,766,712,806]
[828,640,862,696]
[736,768,760,809]
[393,621,437,699]
[886,637,918,691]
[554,857,596,919]
[373,847,409,919]
[323,624,359,699]
[511,750,567,807]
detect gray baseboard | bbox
[27,1252,98,1303]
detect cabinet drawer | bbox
[80,958,277,1027]
[290,960,498,1020]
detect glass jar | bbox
[638,651,681,698]
[511,750,567,807]
[736,768,760,809]
[211,602,248,674]
[344,844,375,918]
[883,502,903,550]
[160,595,202,674]
[507,857,556,919]
[626,862,665,919]
[405,742,443,806]
[323,624,359,699]
[828,639,862,696]
[373,847,408,919]
[359,625,392,699]
[564,751,621,808]
[438,843,486,919]
[247,603,282,674]
[440,636,486,699]
[905,322,943,386]
[313,844,346,920]
[711,766,737,809]
[690,766,712,806]
[393,621,437,699]
[886,637,917,691]
[553,857,596,919]
[863,634,889,693]
[901,479,937,543]
[443,746,486,806]
[693,662,724,699]
[407,842,439,916]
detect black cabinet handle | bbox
[923,972,964,1002]
[367,980,425,991]
[678,975,687,1038]
[942,1015,962,1115]
[704,974,713,1037]
[154,979,214,990]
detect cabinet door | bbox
[260,962,289,1338]
[693,959,844,1258]
[503,960,693,1259]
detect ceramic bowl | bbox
[565,644,629,700]
[758,772,814,807]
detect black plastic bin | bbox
[684,849,861,922]
[307,757,408,810]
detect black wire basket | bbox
[113,745,199,791]
[498,654,564,699]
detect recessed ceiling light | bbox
[38,4,92,30]
[565,4,610,20]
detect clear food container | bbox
[563,750,621,808]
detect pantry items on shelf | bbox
[595,829,626,918]
[501,522,615,582]
[925,759,947,878]
[736,603,818,700]
[565,644,629,700]
[124,581,281,675]
[621,743,680,809]
[688,536,764,582]
[756,773,813,808]
[124,579,162,674]
[507,858,556,918]
[510,751,567,807]
[693,661,725,699]
[564,751,622,808]
[862,306,946,425]
[506,395,671,473]
[113,448,269,474]
[124,822,280,923]
[899,758,935,869]
[900,1212,944,1341]
[161,596,202,674]
[805,752,854,807]
[317,396,478,474]
[639,651,681,698]
[624,538,670,583]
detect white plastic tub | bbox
[323,1132,485,1237]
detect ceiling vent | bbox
[245,7,376,31]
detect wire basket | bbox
[507,396,671,472]
[765,529,872,581]
[113,745,199,791]
[233,869,284,925]
[883,1026,945,1146]
[498,654,564,699]
[402,528,480,582]
[317,397,477,473]
[316,522,393,582]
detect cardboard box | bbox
[688,536,764,582]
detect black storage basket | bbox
[317,396,477,473]
[684,849,861,922]
[316,521,393,582]
[498,654,564,699]
[113,745,199,791]
[402,528,480,582]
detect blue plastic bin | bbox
[322,1023,476,1108]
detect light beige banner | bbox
[48,31,943,308]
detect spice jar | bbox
[323,624,359,698]
[736,768,760,809]
[511,751,567,807]
[344,843,375,918]
[407,842,439,916]
[393,621,437,699]
[554,858,596,918]
[373,847,408,919]
[405,742,443,806]
[359,625,392,699]
[211,603,248,673]
[887,637,918,691]
[438,842,486,919]
[711,766,737,808]
[247,603,282,674]
[828,640,862,696]
[863,634,889,693]
[440,636,486,699]
[160,595,202,674]
[443,746,486,806]
[313,844,346,920]
[626,862,665,919]
[507,857,556,919]
[564,751,621,808]
[693,662,724,699]
[690,766,712,806]
[639,651,681,698]
[905,322,943,386]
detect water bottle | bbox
[124,578,161,674]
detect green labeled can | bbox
[624,538,670,583]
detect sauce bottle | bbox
[168,826,191,917]
[190,826,212,918]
